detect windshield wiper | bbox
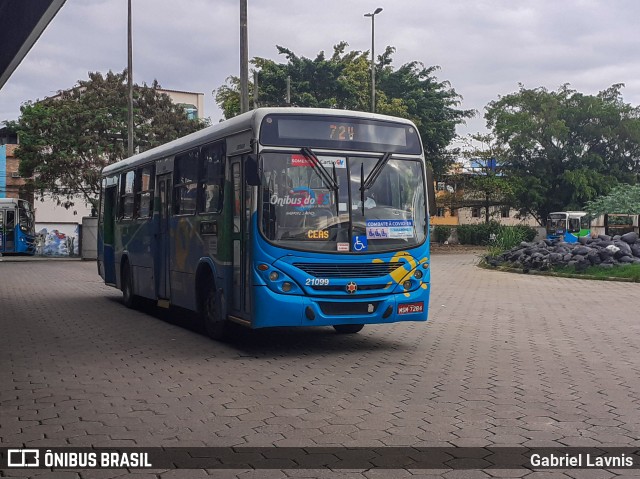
[300,148,339,192]
[300,147,340,216]
[359,152,391,214]
[361,152,391,192]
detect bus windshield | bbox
[259,151,427,253]
[547,214,567,234]
[18,201,35,234]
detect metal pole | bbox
[364,8,382,113]
[253,70,259,108]
[371,14,375,113]
[240,0,249,113]
[286,76,291,105]
[127,0,134,156]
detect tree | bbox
[215,43,473,177]
[452,133,516,223]
[485,84,640,225]
[12,70,207,210]
[585,184,640,217]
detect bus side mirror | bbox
[426,164,437,218]
[245,154,261,186]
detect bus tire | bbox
[333,324,364,334]
[203,287,228,340]
[121,261,137,308]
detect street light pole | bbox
[240,0,249,113]
[127,0,134,157]
[364,7,382,113]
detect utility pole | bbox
[240,0,249,113]
[127,0,134,157]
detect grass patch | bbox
[479,258,640,282]
[552,263,640,281]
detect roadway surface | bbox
[1,253,640,478]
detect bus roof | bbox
[102,107,420,177]
[549,211,588,217]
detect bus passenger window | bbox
[175,149,199,215]
[199,142,224,214]
[137,165,155,217]
[568,218,580,233]
[120,170,135,218]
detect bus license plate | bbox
[398,302,424,315]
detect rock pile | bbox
[487,232,640,272]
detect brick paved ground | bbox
[1,254,639,478]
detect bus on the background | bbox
[0,198,36,255]
[546,211,590,243]
[98,108,436,339]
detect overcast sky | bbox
[1,0,639,139]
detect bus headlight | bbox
[257,265,300,295]
[403,280,412,290]
[414,269,423,279]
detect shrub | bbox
[488,227,527,257]
[433,226,452,244]
[510,224,537,242]
[456,221,502,245]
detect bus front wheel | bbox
[203,287,228,340]
[333,324,364,334]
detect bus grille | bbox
[293,262,405,278]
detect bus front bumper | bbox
[251,285,430,329]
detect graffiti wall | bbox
[35,223,80,256]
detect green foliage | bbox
[485,84,640,224]
[585,184,640,216]
[215,43,473,177]
[487,225,537,257]
[457,221,536,247]
[552,263,640,282]
[14,70,207,210]
[456,221,503,245]
[433,225,452,244]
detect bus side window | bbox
[580,216,590,230]
[568,218,580,233]
[174,149,199,215]
[120,170,135,219]
[137,165,155,218]
[199,141,225,214]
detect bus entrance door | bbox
[0,210,4,253]
[102,186,118,284]
[156,174,172,300]
[229,156,252,322]
[2,209,15,253]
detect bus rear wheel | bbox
[333,324,364,334]
[203,287,228,340]
[121,262,137,308]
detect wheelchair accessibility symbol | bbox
[352,235,368,252]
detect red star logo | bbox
[346,282,357,294]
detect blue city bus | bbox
[98,108,436,339]
[546,211,590,243]
[0,198,36,255]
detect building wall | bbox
[457,206,540,226]
[1,143,29,199]
[33,193,93,223]
[158,89,205,119]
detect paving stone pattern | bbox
[1,255,639,478]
